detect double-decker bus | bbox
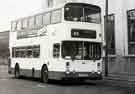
[9,2,102,83]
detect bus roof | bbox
[11,4,64,23]
[11,2,101,23]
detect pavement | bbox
[102,78,135,88]
[101,75,135,88]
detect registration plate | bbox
[78,74,88,77]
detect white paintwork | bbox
[9,3,102,78]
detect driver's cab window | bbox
[53,43,60,58]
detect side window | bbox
[51,9,62,24]
[20,48,27,58]
[15,48,20,57]
[29,17,35,29]
[27,47,33,58]
[35,15,43,28]
[11,22,17,31]
[33,46,40,58]
[16,21,22,31]
[22,19,28,30]
[43,12,51,25]
[53,44,60,58]
[12,45,40,58]
[12,48,15,57]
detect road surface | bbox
[0,65,134,94]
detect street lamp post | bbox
[104,0,108,77]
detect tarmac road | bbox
[0,65,134,94]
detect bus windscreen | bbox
[64,3,101,24]
[62,41,101,60]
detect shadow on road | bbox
[9,76,135,94]
[11,76,100,86]
[50,80,100,86]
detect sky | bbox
[0,0,42,31]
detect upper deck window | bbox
[43,12,51,25]
[51,9,62,24]
[29,17,35,29]
[64,3,101,24]
[11,22,17,31]
[22,19,28,30]
[16,21,22,31]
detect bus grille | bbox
[89,43,101,60]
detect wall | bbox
[107,0,135,81]
[122,0,135,55]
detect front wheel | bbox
[41,66,49,83]
[14,65,20,79]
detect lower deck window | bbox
[127,9,135,54]
[12,45,40,58]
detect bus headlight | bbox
[66,70,70,74]
[97,71,101,74]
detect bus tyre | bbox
[14,65,20,79]
[41,66,49,83]
[8,58,11,74]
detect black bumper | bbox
[64,72,102,80]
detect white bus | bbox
[8,2,102,82]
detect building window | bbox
[127,9,135,54]
[105,14,115,55]
[35,15,43,28]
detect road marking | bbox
[0,78,8,80]
[37,84,46,88]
